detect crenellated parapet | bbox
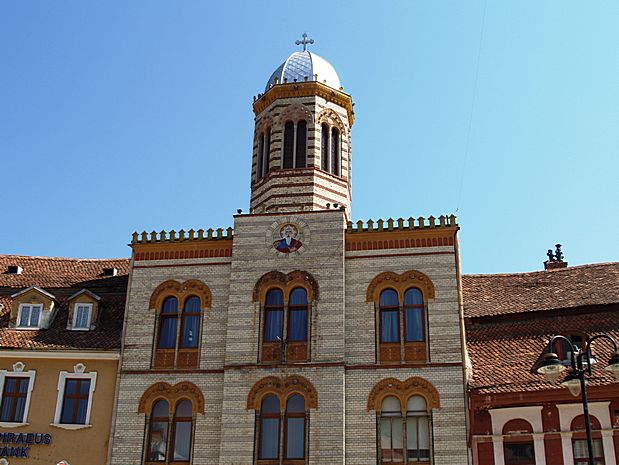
[347,214,457,233]
[131,227,233,244]
[345,215,458,252]
[130,227,234,262]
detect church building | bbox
[109,41,470,465]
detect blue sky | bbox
[1,1,618,274]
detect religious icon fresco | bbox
[273,224,303,253]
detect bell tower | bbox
[249,35,354,218]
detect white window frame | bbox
[71,303,93,331]
[0,362,36,427]
[16,303,43,329]
[51,364,97,430]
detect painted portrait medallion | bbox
[273,223,303,253]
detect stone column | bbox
[601,430,617,464]
[560,431,573,465]
[532,433,546,465]
[492,436,504,465]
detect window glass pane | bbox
[380,417,393,462]
[286,417,305,458]
[60,398,75,423]
[158,317,178,348]
[152,400,169,417]
[392,418,404,462]
[261,395,279,414]
[79,380,91,395]
[381,310,399,343]
[418,416,430,451]
[406,396,427,412]
[181,315,200,348]
[265,289,284,305]
[380,289,398,307]
[406,417,418,453]
[289,288,307,305]
[162,297,178,314]
[173,420,192,461]
[260,418,279,459]
[75,398,88,424]
[295,120,307,168]
[381,396,401,414]
[183,296,200,313]
[30,306,40,326]
[504,442,535,463]
[65,379,78,395]
[175,400,192,417]
[264,310,283,342]
[331,127,339,175]
[286,395,305,413]
[75,306,90,328]
[19,306,31,327]
[0,398,13,422]
[405,308,424,342]
[149,421,168,461]
[13,397,26,423]
[288,310,307,341]
[404,288,423,305]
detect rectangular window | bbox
[73,304,92,330]
[17,304,42,329]
[503,442,535,464]
[573,439,604,464]
[0,377,29,423]
[60,378,91,424]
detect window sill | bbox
[15,327,41,331]
[50,422,92,430]
[0,422,29,428]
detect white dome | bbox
[265,51,341,91]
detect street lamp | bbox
[537,334,619,465]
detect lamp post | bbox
[537,334,619,465]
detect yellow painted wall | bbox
[0,356,118,465]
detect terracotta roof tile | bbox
[0,254,129,351]
[462,262,619,318]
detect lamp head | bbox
[561,372,582,397]
[537,352,566,382]
[604,351,619,382]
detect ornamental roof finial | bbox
[295,32,314,51]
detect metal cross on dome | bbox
[295,32,314,51]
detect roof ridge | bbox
[0,254,129,262]
[463,261,619,278]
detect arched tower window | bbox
[257,133,265,180]
[259,395,280,460]
[283,121,295,169]
[257,128,271,181]
[321,123,330,171]
[283,120,307,169]
[296,120,307,168]
[379,289,400,363]
[331,127,340,176]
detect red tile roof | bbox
[463,262,619,395]
[0,254,129,351]
[462,262,619,318]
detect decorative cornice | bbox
[366,270,436,302]
[367,377,441,413]
[132,238,233,261]
[246,375,318,410]
[138,381,205,414]
[253,81,354,127]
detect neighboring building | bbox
[109,44,470,465]
[464,260,619,465]
[0,255,129,464]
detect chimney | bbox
[7,265,23,275]
[544,244,568,270]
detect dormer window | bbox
[17,304,42,329]
[72,304,93,331]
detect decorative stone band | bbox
[138,381,205,414]
[366,270,436,302]
[132,239,233,261]
[367,377,441,414]
[148,279,212,311]
[253,81,354,126]
[252,270,320,302]
[246,375,318,410]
